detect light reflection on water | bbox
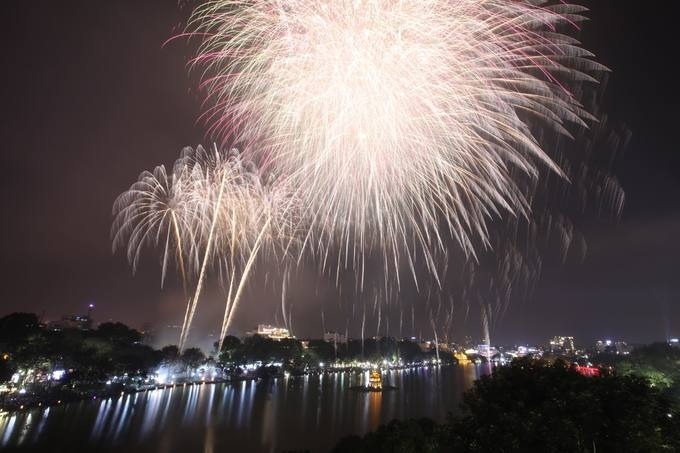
[0,365,488,452]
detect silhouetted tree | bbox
[181,348,206,369]
[215,336,241,362]
[454,358,680,452]
[335,359,680,453]
[160,345,180,363]
[0,313,41,349]
[96,322,142,345]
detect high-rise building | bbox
[549,336,575,354]
[596,339,630,355]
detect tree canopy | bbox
[333,359,680,453]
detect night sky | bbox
[1,1,678,349]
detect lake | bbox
[0,365,490,452]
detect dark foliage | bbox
[0,312,161,380]
[335,359,680,453]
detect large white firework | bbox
[189,0,606,284]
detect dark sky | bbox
[1,0,678,349]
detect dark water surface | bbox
[0,365,489,452]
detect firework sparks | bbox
[114,1,616,345]
[113,145,301,349]
[112,161,201,286]
[189,0,606,286]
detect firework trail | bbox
[112,157,211,346]
[177,146,235,350]
[113,145,299,350]
[112,161,203,288]
[189,0,606,287]
[179,146,300,350]
[217,167,301,351]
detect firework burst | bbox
[114,145,301,349]
[111,160,206,291]
[189,0,607,285]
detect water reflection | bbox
[0,365,490,452]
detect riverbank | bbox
[0,363,451,416]
[0,376,249,415]
[1,364,476,452]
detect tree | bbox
[215,336,241,363]
[181,348,205,369]
[333,419,441,453]
[444,359,680,452]
[308,339,337,363]
[614,343,680,400]
[0,353,14,381]
[160,345,180,363]
[335,359,680,452]
[96,322,142,345]
[0,313,41,349]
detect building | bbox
[515,346,541,358]
[368,369,382,390]
[248,324,292,340]
[48,304,95,331]
[475,344,498,358]
[454,352,471,365]
[323,331,347,344]
[595,339,630,355]
[549,336,575,354]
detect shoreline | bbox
[1,363,456,416]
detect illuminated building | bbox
[595,340,630,355]
[48,304,95,331]
[247,324,292,340]
[476,344,498,358]
[549,336,575,354]
[49,314,93,331]
[368,369,382,390]
[516,346,541,357]
[323,331,347,344]
[454,352,471,365]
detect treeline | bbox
[333,359,680,452]
[0,312,450,383]
[217,335,451,368]
[598,342,680,402]
[0,313,163,381]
